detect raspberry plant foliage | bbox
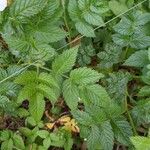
[0,0,150,150]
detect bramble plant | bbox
[0,0,150,150]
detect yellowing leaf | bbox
[64,119,80,133]
[58,115,71,124]
[46,123,55,130]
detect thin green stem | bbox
[124,46,129,60]
[40,66,69,79]
[125,91,138,135]
[36,65,40,76]
[61,0,71,43]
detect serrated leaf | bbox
[29,93,45,122]
[138,86,150,97]
[0,95,9,108]
[15,71,37,85]
[98,43,122,69]
[40,0,60,20]
[1,139,13,150]
[72,110,94,126]
[112,34,129,47]
[87,125,102,150]
[84,11,104,26]
[81,84,111,107]
[63,79,80,110]
[109,0,128,15]
[34,23,66,43]
[131,99,150,125]
[37,84,57,103]
[70,67,103,85]
[17,83,37,104]
[113,17,133,35]
[68,0,81,22]
[43,137,51,149]
[13,134,25,149]
[130,136,150,150]
[111,117,133,145]
[78,0,90,10]
[38,73,59,88]
[0,130,10,141]
[52,46,78,75]
[113,11,150,49]
[19,127,32,137]
[106,72,131,103]
[10,0,47,21]
[0,68,7,81]
[99,121,114,150]
[124,50,149,67]
[130,33,150,49]
[28,43,55,62]
[2,35,31,56]
[75,22,95,37]
[37,130,49,139]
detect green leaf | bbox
[70,67,103,85]
[43,137,51,149]
[130,136,150,150]
[112,11,150,49]
[63,79,80,110]
[112,34,129,47]
[99,121,114,150]
[28,43,55,62]
[0,95,9,108]
[0,68,7,81]
[17,83,37,103]
[124,50,149,67]
[52,46,78,75]
[138,86,150,97]
[84,11,104,26]
[10,0,47,21]
[109,0,128,15]
[34,23,66,43]
[2,35,31,56]
[75,22,95,37]
[113,17,133,35]
[37,130,49,139]
[17,108,30,118]
[37,84,57,103]
[29,93,45,122]
[111,117,133,145]
[38,0,61,21]
[38,73,59,88]
[130,33,150,49]
[13,134,25,149]
[98,43,122,69]
[19,127,32,137]
[68,0,81,22]
[0,130,10,141]
[15,71,37,85]
[26,116,37,127]
[106,71,131,104]
[80,84,111,107]
[72,110,94,126]
[131,99,150,125]
[1,139,13,150]
[87,125,102,150]
[78,0,90,10]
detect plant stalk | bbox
[125,91,138,135]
